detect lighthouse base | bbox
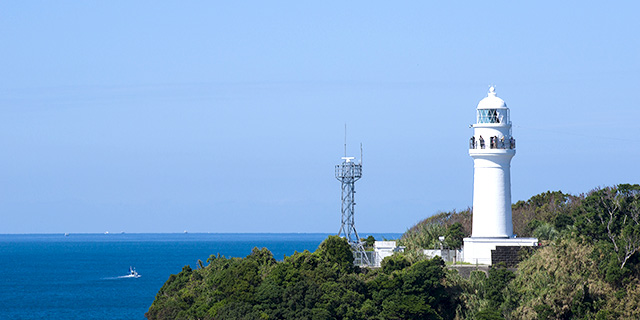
[462,237,538,265]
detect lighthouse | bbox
[469,86,515,238]
[462,87,537,265]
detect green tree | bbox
[576,185,640,270]
[484,264,514,310]
[445,222,465,249]
[370,257,452,320]
[511,190,578,237]
[381,254,411,274]
[532,222,559,241]
[316,235,354,271]
[363,235,376,249]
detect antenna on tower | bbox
[344,124,347,158]
[360,143,363,165]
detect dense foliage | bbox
[148,184,640,319]
[147,236,456,320]
[435,184,640,319]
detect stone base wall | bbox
[491,245,539,268]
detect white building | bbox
[463,87,538,265]
[371,240,404,267]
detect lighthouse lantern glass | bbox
[477,109,509,124]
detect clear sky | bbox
[1,2,639,234]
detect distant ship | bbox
[126,266,140,278]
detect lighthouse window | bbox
[478,109,501,124]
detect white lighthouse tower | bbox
[463,87,537,265]
[469,86,515,238]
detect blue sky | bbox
[1,2,639,233]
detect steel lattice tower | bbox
[335,155,370,266]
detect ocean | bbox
[0,233,401,319]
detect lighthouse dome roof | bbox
[477,86,507,109]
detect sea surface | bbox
[0,233,401,319]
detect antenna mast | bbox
[344,124,347,158]
[336,132,370,267]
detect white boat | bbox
[126,266,140,278]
